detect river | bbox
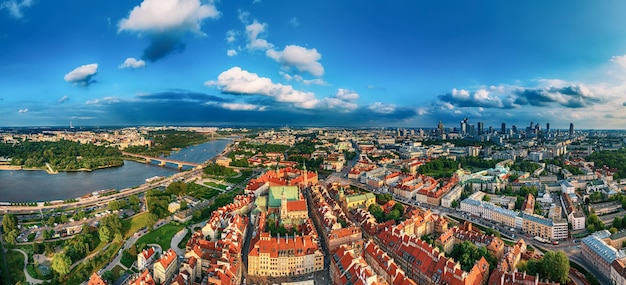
[0,139,231,202]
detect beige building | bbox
[153,249,178,284]
[248,233,324,277]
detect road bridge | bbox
[121,151,202,169]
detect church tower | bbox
[280,187,288,219]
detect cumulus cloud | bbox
[322,97,357,111]
[58,96,69,104]
[611,54,626,69]
[206,66,318,109]
[288,17,300,27]
[18,108,28,113]
[245,20,272,51]
[86,96,120,105]
[119,58,146,69]
[335,89,359,101]
[227,49,237,57]
[220,102,266,111]
[266,45,324,76]
[0,0,33,19]
[438,88,511,109]
[64,63,98,87]
[368,102,396,114]
[118,0,221,62]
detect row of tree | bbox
[0,140,123,170]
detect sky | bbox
[2,0,626,129]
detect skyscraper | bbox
[437,121,444,136]
[546,123,550,133]
[460,118,468,135]
[477,122,484,135]
[501,122,506,134]
[569,123,574,137]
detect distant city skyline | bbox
[2,1,626,128]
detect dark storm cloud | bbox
[513,85,600,108]
[137,90,227,103]
[83,99,417,127]
[142,34,186,62]
[437,92,516,109]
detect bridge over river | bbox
[121,152,202,169]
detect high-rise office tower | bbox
[460,118,468,135]
[437,121,444,136]
[477,122,484,135]
[501,122,506,134]
[546,123,550,133]
[569,123,574,137]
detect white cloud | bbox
[206,66,318,109]
[322,98,357,111]
[281,72,327,85]
[227,49,237,57]
[266,45,324,76]
[64,63,98,86]
[368,102,396,114]
[335,89,359,101]
[238,10,250,23]
[288,17,300,27]
[220,102,265,111]
[118,0,220,34]
[611,54,626,69]
[85,96,120,105]
[119,58,146,69]
[18,108,28,113]
[225,30,237,43]
[245,20,272,50]
[58,96,69,104]
[451,88,470,99]
[0,0,33,19]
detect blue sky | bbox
[2,0,626,129]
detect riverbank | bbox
[0,139,233,203]
[0,163,123,174]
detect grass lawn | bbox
[187,184,221,200]
[6,250,26,284]
[123,212,150,238]
[205,181,228,190]
[136,223,184,251]
[225,170,252,184]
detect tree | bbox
[99,226,112,243]
[47,216,56,227]
[451,200,459,209]
[60,213,69,224]
[51,251,71,276]
[102,271,115,283]
[2,214,17,233]
[180,200,188,210]
[32,242,43,254]
[614,216,623,230]
[483,195,491,202]
[109,200,121,211]
[147,213,158,230]
[541,251,569,284]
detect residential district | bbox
[3,121,626,285]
